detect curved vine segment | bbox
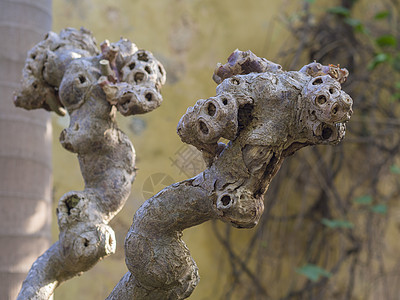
[14,28,166,299]
[108,50,352,299]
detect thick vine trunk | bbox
[0,0,52,299]
[108,51,353,299]
[14,28,166,299]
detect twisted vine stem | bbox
[107,50,353,299]
[14,28,166,299]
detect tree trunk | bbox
[0,0,52,299]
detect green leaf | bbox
[344,18,361,27]
[390,92,400,102]
[305,0,316,3]
[376,35,397,48]
[374,10,390,20]
[322,218,354,229]
[390,165,400,174]
[392,55,400,72]
[368,53,390,70]
[370,204,387,214]
[327,6,350,17]
[296,264,332,282]
[354,195,373,205]
[345,18,365,33]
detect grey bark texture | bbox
[107,50,353,299]
[14,28,166,299]
[15,28,353,299]
[0,0,53,298]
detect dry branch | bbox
[107,49,353,299]
[14,28,166,299]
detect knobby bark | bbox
[107,50,353,299]
[15,28,353,299]
[14,28,166,299]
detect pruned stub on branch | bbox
[13,27,166,299]
[109,49,353,299]
[14,28,353,300]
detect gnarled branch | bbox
[107,50,353,299]
[14,28,165,299]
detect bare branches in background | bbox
[214,1,400,299]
